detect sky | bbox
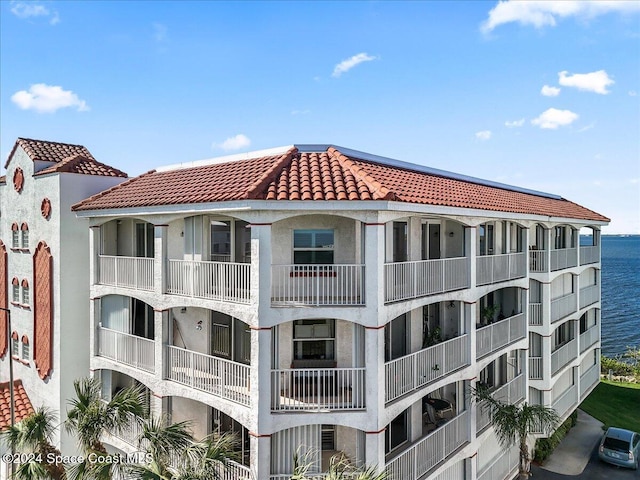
[1,0,639,233]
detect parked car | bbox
[598,427,640,470]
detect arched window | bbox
[12,277,19,303]
[21,279,30,305]
[11,223,19,249]
[21,335,30,361]
[20,223,29,249]
[11,331,19,358]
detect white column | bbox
[466,226,477,289]
[250,223,272,308]
[89,225,100,285]
[544,228,553,272]
[154,309,168,382]
[365,429,386,473]
[90,297,100,359]
[154,224,168,296]
[250,434,271,479]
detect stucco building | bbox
[69,144,608,479]
[0,138,127,476]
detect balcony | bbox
[476,252,526,286]
[476,313,526,359]
[529,356,543,380]
[165,346,250,406]
[551,248,578,271]
[384,257,470,303]
[529,249,548,273]
[579,285,600,309]
[552,384,578,419]
[97,255,154,291]
[478,445,518,480]
[550,293,577,323]
[270,367,365,411]
[579,325,600,353]
[384,335,470,403]
[97,326,155,373]
[529,303,542,326]
[476,374,526,433]
[271,264,364,306]
[579,246,600,265]
[551,338,578,376]
[167,259,251,304]
[580,363,600,397]
[385,410,470,480]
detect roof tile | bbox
[0,380,35,430]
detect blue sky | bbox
[1,0,639,233]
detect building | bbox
[71,144,607,479]
[0,138,127,474]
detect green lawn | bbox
[580,380,640,432]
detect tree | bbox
[65,377,147,480]
[288,451,387,480]
[472,385,560,479]
[0,407,66,480]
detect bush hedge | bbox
[534,410,578,463]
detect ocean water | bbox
[600,235,640,357]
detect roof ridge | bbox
[72,170,154,211]
[246,147,298,199]
[35,153,127,178]
[327,146,396,201]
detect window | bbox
[21,336,29,361]
[385,410,408,453]
[11,332,19,357]
[12,278,19,303]
[293,229,334,264]
[11,223,19,249]
[21,279,29,305]
[21,223,29,248]
[293,319,335,361]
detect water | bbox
[600,235,640,358]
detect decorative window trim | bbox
[11,223,20,249]
[11,277,20,304]
[11,331,19,358]
[13,167,24,193]
[41,198,52,220]
[20,223,29,250]
[21,279,30,306]
[21,335,30,364]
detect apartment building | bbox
[0,138,127,472]
[71,144,608,480]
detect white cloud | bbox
[541,85,561,97]
[629,90,638,96]
[11,2,60,25]
[505,118,525,128]
[11,84,89,113]
[475,130,492,141]
[531,108,579,129]
[153,23,168,42]
[213,134,251,151]
[332,53,377,78]
[577,122,595,132]
[558,70,614,94]
[481,0,640,33]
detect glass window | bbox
[21,225,29,248]
[21,339,29,360]
[22,285,29,305]
[293,319,335,360]
[385,411,408,453]
[12,279,20,303]
[11,336,19,357]
[293,229,334,264]
[12,224,19,249]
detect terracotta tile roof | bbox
[72,145,609,222]
[0,380,35,430]
[35,154,127,178]
[0,175,5,184]
[4,138,127,178]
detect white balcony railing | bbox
[551,248,578,271]
[553,384,578,419]
[478,445,519,480]
[579,285,600,309]
[384,257,470,303]
[166,346,250,406]
[529,249,548,273]
[223,461,252,480]
[550,293,577,323]
[476,252,526,286]
[97,327,155,373]
[167,259,251,304]
[385,335,470,403]
[551,338,578,376]
[98,255,154,291]
[580,325,600,353]
[476,313,526,359]
[579,246,600,265]
[529,303,542,326]
[271,264,364,306]
[271,368,365,411]
[385,411,469,480]
[476,374,526,433]
[529,356,543,380]
[580,363,600,397]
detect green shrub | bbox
[601,355,636,376]
[534,412,576,463]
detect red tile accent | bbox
[11,223,18,232]
[33,242,53,380]
[13,168,24,193]
[35,154,127,178]
[20,223,28,232]
[0,241,6,358]
[21,279,29,288]
[0,380,35,430]
[41,198,52,219]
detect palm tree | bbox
[288,451,387,480]
[0,407,66,480]
[65,377,146,480]
[472,385,560,479]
